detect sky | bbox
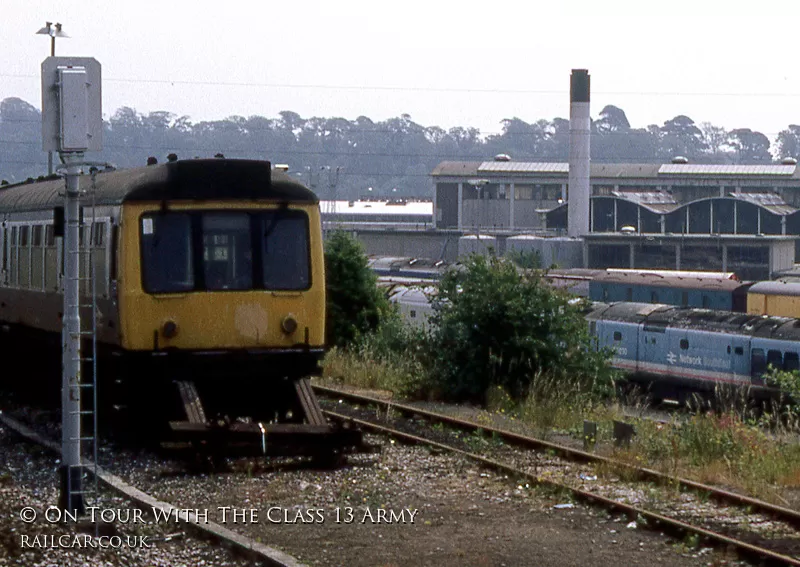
[4,0,800,146]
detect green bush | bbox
[426,254,615,403]
[324,230,393,348]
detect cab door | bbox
[639,321,667,377]
[727,335,749,383]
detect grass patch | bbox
[487,379,800,502]
[606,411,800,502]
[321,346,426,398]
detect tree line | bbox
[2,96,800,200]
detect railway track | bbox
[314,384,800,566]
[0,409,306,567]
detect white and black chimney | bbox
[567,69,590,237]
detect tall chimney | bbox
[568,69,590,237]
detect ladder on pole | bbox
[65,168,100,522]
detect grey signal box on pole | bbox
[41,57,102,152]
[40,55,103,518]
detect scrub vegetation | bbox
[323,234,800,501]
[324,237,615,406]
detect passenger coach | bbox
[0,158,327,424]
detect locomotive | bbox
[586,301,796,399]
[0,158,361,455]
[387,282,796,399]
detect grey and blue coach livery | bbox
[586,302,800,397]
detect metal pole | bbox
[48,37,55,175]
[59,152,83,514]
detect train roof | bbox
[605,268,738,280]
[0,159,317,212]
[542,268,605,280]
[387,285,436,304]
[591,271,748,291]
[585,301,672,322]
[748,281,800,297]
[588,301,800,339]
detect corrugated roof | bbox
[607,190,680,214]
[591,163,662,177]
[478,162,569,173]
[430,161,481,176]
[658,164,796,176]
[433,161,800,180]
[729,193,797,216]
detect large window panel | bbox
[261,211,310,290]
[141,213,194,293]
[202,213,252,291]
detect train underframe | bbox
[615,367,779,409]
[0,323,369,460]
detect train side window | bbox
[767,349,783,370]
[751,349,766,375]
[19,226,29,246]
[651,291,658,303]
[45,225,54,246]
[702,295,711,309]
[11,226,17,245]
[410,310,416,318]
[602,288,609,301]
[785,352,800,372]
[734,347,744,355]
[727,345,731,354]
[31,225,42,247]
[613,331,622,341]
[680,339,689,350]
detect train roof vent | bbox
[494,153,511,161]
[782,157,798,165]
[671,156,689,164]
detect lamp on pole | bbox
[37,22,69,176]
[467,179,489,252]
[37,22,69,56]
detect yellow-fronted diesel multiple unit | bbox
[0,159,341,447]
